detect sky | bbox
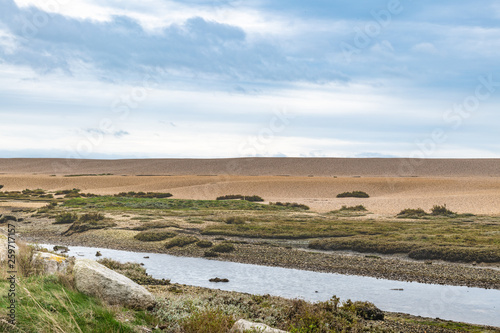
[0,0,499,159]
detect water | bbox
[42,244,500,327]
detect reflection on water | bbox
[41,244,500,327]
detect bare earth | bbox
[1,158,499,215]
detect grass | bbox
[224,216,246,224]
[336,191,370,198]
[0,275,135,333]
[134,230,177,242]
[63,196,305,211]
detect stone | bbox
[32,251,70,275]
[230,319,288,333]
[73,258,155,309]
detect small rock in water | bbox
[209,277,229,283]
[95,251,102,257]
[143,256,149,259]
[390,288,404,291]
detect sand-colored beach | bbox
[1,158,499,215]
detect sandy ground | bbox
[1,172,500,215]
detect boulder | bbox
[230,319,288,333]
[73,258,154,309]
[32,251,70,275]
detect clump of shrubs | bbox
[134,230,177,242]
[211,242,235,253]
[62,212,115,236]
[339,205,367,212]
[336,191,370,198]
[54,212,78,224]
[224,216,246,224]
[55,188,98,198]
[114,191,173,198]
[216,194,264,202]
[270,202,310,210]
[196,240,213,248]
[397,205,457,218]
[98,258,170,285]
[397,208,428,218]
[164,236,199,249]
[430,204,455,216]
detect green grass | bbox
[64,196,303,211]
[0,275,134,333]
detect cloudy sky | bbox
[1,0,499,158]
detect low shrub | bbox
[54,212,78,224]
[430,204,455,216]
[79,212,105,222]
[134,230,177,242]
[336,191,370,198]
[196,240,213,248]
[270,202,310,210]
[114,191,173,198]
[397,208,428,218]
[339,205,367,212]
[216,194,264,202]
[62,213,115,235]
[211,242,235,253]
[165,236,199,249]
[225,216,246,224]
[181,308,235,333]
[342,300,384,320]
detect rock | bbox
[209,277,229,283]
[73,259,154,309]
[95,251,102,257]
[33,252,70,275]
[230,319,288,333]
